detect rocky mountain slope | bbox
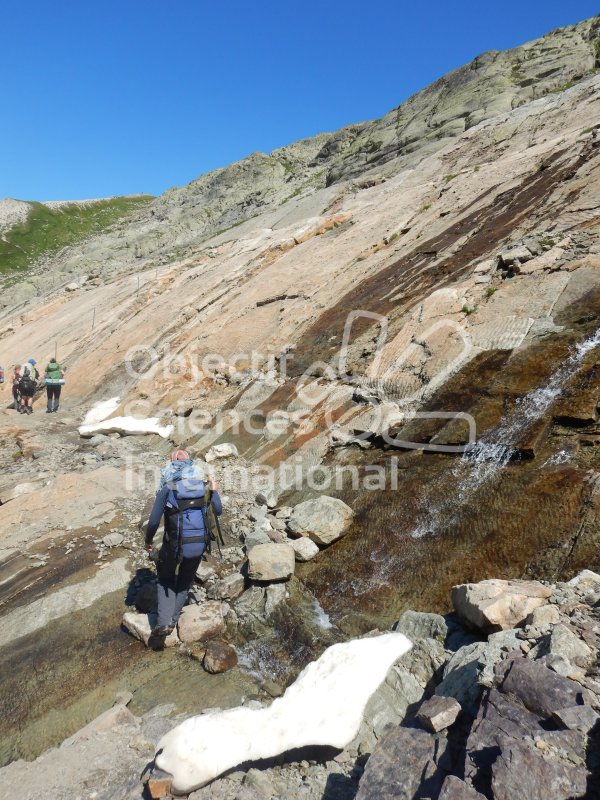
[1,13,600,800]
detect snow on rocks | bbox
[451,578,551,632]
[79,415,174,438]
[247,543,295,581]
[82,397,121,425]
[154,632,413,793]
[287,496,354,545]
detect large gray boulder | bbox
[287,496,354,545]
[452,579,551,632]
[247,543,295,582]
[394,610,449,643]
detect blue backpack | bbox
[164,478,212,560]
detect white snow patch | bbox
[155,632,412,793]
[82,397,121,425]
[79,415,173,438]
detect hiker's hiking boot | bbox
[148,625,174,651]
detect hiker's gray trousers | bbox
[156,556,201,628]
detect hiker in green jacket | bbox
[44,357,65,413]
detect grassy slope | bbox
[0,196,153,273]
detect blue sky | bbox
[2,1,598,200]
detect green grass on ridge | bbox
[0,195,153,273]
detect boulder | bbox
[122,612,180,648]
[207,572,245,601]
[547,623,592,667]
[204,443,239,462]
[499,657,593,719]
[452,579,551,632]
[498,245,533,266]
[195,562,216,583]
[255,488,279,508]
[490,738,587,800]
[264,583,288,618]
[552,705,600,732]
[435,629,519,713]
[394,610,449,643]
[355,726,447,800]
[247,544,295,582]
[289,537,319,562]
[288,496,354,545]
[244,527,272,551]
[525,603,560,630]
[417,695,461,732]
[177,601,225,643]
[203,641,238,674]
[567,568,600,594]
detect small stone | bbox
[417,695,461,732]
[205,443,239,462]
[102,532,124,547]
[203,640,238,674]
[195,562,216,583]
[146,768,173,799]
[525,604,560,630]
[248,506,267,522]
[290,537,320,562]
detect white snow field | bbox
[79,415,173,438]
[82,397,121,425]
[155,632,413,793]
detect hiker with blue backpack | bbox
[144,450,223,649]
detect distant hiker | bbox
[0,365,4,385]
[10,366,21,409]
[18,359,38,414]
[144,451,223,649]
[44,357,65,413]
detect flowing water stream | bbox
[405,327,600,543]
